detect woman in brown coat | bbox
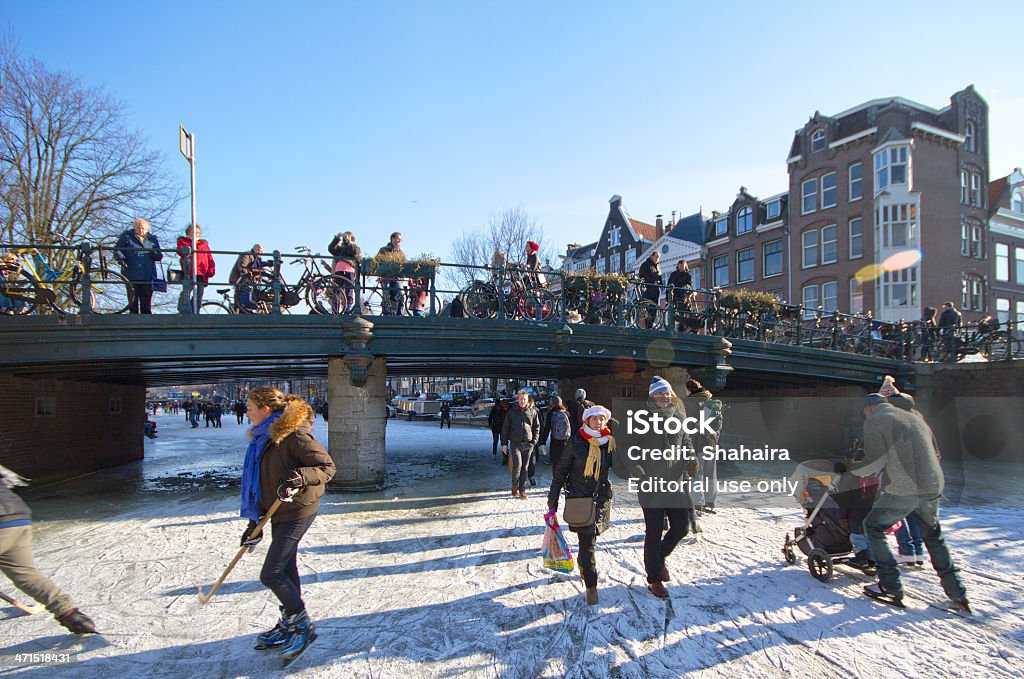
[239,388,335,660]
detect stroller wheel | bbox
[808,548,833,582]
[782,539,796,565]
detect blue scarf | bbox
[240,412,282,521]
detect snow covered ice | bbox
[1,414,1023,678]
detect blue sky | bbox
[5,1,1023,269]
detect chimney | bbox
[712,210,721,218]
[671,210,678,225]
[655,214,664,235]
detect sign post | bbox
[179,126,198,313]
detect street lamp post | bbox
[179,126,198,313]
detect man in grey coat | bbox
[853,394,969,611]
[501,390,540,498]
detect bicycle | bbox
[460,265,556,321]
[233,247,353,315]
[624,275,668,330]
[0,238,131,315]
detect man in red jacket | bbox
[176,224,216,313]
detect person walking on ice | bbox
[238,388,335,664]
[0,465,95,634]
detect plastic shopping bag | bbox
[541,509,575,573]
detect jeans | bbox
[895,513,924,556]
[384,280,402,315]
[850,532,871,557]
[0,525,77,617]
[642,507,691,582]
[177,279,207,313]
[864,492,965,599]
[260,514,316,616]
[509,442,534,490]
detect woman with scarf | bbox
[546,404,615,606]
[239,388,335,660]
[631,376,698,598]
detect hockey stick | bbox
[197,498,283,605]
[0,590,45,615]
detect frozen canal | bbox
[1,412,1023,678]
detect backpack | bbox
[551,410,571,441]
[701,399,724,436]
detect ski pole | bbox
[197,498,284,605]
[0,590,45,615]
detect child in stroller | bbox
[782,458,880,581]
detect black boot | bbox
[56,608,96,634]
[847,550,877,574]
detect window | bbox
[801,285,819,318]
[996,297,1010,325]
[1018,301,1024,330]
[970,171,981,207]
[811,129,826,152]
[802,178,817,214]
[736,247,755,283]
[802,230,818,268]
[962,274,984,311]
[596,257,606,274]
[714,218,728,237]
[821,225,838,264]
[821,281,838,312]
[736,206,753,235]
[763,240,783,277]
[996,243,1009,281]
[766,199,781,221]
[691,268,701,290]
[820,172,837,209]
[35,396,56,417]
[884,267,918,307]
[849,218,863,259]
[961,171,969,204]
[849,162,863,201]
[961,219,983,258]
[609,226,621,247]
[965,121,976,153]
[109,397,123,414]
[608,254,619,273]
[624,249,636,272]
[879,204,917,248]
[874,145,908,192]
[1013,190,1024,213]
[1017,247,1024,283]
[712,255,729,287]
[850,278,863,314]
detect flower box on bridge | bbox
[360,258,437,279]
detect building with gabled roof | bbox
[988,168,1024,329]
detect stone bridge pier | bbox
[326,356,387,490]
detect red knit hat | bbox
[526,241,539,253]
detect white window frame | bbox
[962,274,983,311]
[850,278,863,314]
[821,224,838,264]
[884,267,917,308]
[802,230,818,268]
[763,239,783,278]
[624,249,636,272]
[811,129,826,152]
[961,170,969,205]
[608,254,619,273]
[1013,190,1024,213]
[1017,301,1024,331]
[965,121,976,153]
[1016,247,1024,283]
[736,206,753,235]
[712,255,729,288]
[849,217,863,259]
[996,243,1009,282]
[996,297,1010,325]
[766,199,781,221]
[849,162,863,202]
[820,172,837,209]
[609,226,621,248]
[970,171,981,208]
[801,285,819,318]
[595,257,606,274]
[821,281,838,312]
[874,144,908,194]
[802,178,817,214]
[736,247,755,283]
[714,218,728,237]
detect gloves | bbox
[277,469,303,502]
[240,520,263,547]
[547,499,558,511]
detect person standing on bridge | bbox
[501,390,540,498]
[176,224,215,314]
[328,231,360,313]
[376,232,404,315]
[0,465,96,634]
[114,217,163,315]
[637,251,663,329]
[229,244,265,311]
[547,404,615,606]
[239,388,335,659]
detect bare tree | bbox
[0,40,182,270]
[446,205,552,291]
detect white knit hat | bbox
[582,405,611,420]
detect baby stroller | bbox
[782,459,873,581]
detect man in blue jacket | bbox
[114,217,163,314]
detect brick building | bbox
[786,86,989,321]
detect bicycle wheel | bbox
[520,287,556,321]
[199,301,233,314]
[234,272,270,314]
[629,301,663,330]
[462,282,498,319]
[307,274,355,315]
[70,269,132,314]
[0,278,39,315]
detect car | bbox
[441,392,472,406]
[418,392,440,401]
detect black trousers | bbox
[128,282,153,314]
[642,507,691,583]
[575,526,598,588]
[491,431,501,455]
[549,439,566,471]
[260,514,316,616]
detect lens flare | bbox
[612,356,637,380]
[882,249,922,272]
[645,339,674,367]
[854,264,885,284]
